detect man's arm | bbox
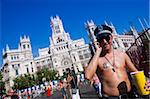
[85,43,102,80]
[124,52,138,72]
[124,52,150,91]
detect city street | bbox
[34,83,100,99]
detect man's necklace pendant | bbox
[112,68,115,72]
[103,63,110,69]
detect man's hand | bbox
[93,41,102,53]
[85,41,101,80]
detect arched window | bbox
[23,45,26,49]
[28,44,30,48]
[15,69,19,75]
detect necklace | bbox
[104,50,121,78]
[104,49,117,72]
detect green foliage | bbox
[35,68,57,84]
[0,72,3,80]
[13,68,58,90]
[0,71,6,95]
[13,74,35,90]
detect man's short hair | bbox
[94,25,113,38]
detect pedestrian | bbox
[67,69,80,99]
[92,74,102,97]
[58,80,67,99]
[85,25,150,98]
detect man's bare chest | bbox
[99,56,125,72]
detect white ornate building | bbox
[1,15,140,92]
[34,16,91,76]
[2,36,37,92]
[1,16,92,92]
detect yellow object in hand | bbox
[131,71,150,95]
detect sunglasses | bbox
[96,34,111,43]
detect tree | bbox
[0,71,6,97]
[13,74,36,90]
[35,68,57,84]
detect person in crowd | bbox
[92,74,102,97]
[58,80,67,99]
[67,69,80,99]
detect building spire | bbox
[104,21,108,26]
[143,18,149,28]
[110,22,114,27]
[2,48,5,55]
[24,35,26,39]
[27,36,30,41]
[138,18,146,31]
[49,37,54,46]
[20,36,22,41]
[6,44,9,51]
[130,26,139,38]
[18,43,21,49]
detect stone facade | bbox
[34,16,91,76]
[2,36,37,92]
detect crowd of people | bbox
[57,68,102,99]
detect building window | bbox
[47,59,50,62]
[5,70,7,73]
[42,61,45,64]
[11,56,13,60]
[12,65,14,68]
[23,45,26,49]
[27,68,29,73]
[28,44,30,48]
[54,59,57,63]
[66,45,68,48]
[32,67,34,72]
[84,53,90,58]
[55,25,59,30]
[56,30,61,34]
[83,49,88,52]
[73,56,76,61]
[78,51,81,54]
[123,43,128,47]
[16,69,19,75]
[79,55,84,60]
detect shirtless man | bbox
[85,25,139,97]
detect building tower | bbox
[19,35,33,59]
[85,20,97,42]
[85,20,97,54]
[50,15,71,46]
[45,15,90,76]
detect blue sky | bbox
[0,0,149,66]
